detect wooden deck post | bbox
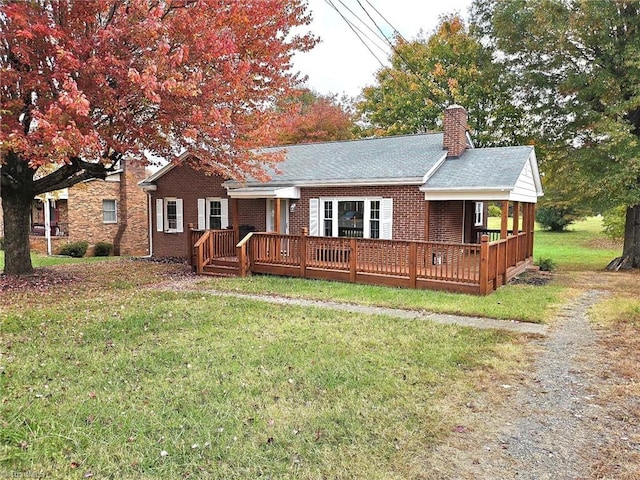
[479,234,490,295]
[300,228,307,277]
[349,238,357,283]
[274,198,281,233]
[409,242,417,288]
[500,201,509,239]
[529,203,536,258]
[187,223,194,266]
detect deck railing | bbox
[244,234,514,294]
[195,229,534,295]
[191,228,237,272]
[30,222,69,237]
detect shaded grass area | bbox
[0,251,118,270]
[0,261,524,479]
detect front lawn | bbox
[0,261,524,479]
[533,216,621,271]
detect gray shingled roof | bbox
[245,133,446,186]
[422,146,535,190]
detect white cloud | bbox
[292,0,473,97]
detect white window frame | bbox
[314,197,392,239]
[102,199,117,224]
[157,197,183,233]
[197,198,229,230]
[474,201,484,227]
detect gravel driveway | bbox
[424,289,639,479]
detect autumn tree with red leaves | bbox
[274,89,355,145]
[0,0,315,275]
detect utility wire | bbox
[356,0,439,100]
[335,0,389,46]
[324,0,388,68]
[357,0,470,131]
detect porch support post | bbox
[512,202,520,263]
[231,198,240,242]
[522,203,531,258]
[500,200,509,239]
[274,198,281,233]
[529,203,536,258]
[44,197,52,256]
[424,200,430,241]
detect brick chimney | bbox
[443,104,468,158]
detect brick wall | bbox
[151,165,477,258]
[151,165,228,258]
[289,185,427,241]
[116,160,149,255]
[428,200,464,243]
[62,162,148,256]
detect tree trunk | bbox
[623,204,640,268]
[2,192,34,275]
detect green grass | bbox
[0,266,523,479]
[533,216,621,271]
[0,217,627,477]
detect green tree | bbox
[472,0,640,267]
[358,14,525,146]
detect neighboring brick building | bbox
[141,105,544,260]
[25,160,149,256]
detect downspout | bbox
[113,161,128,255]
[147,192,153,256]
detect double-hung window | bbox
[103,199,117,224]
[197,198,229,230]
[156,198,184,233]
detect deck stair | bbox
[202,257,240,276]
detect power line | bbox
[356,0,439,99]
[324,0,388,69]
[335,0,388,47]
[356,0,470,131]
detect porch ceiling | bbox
[421,188,538,203]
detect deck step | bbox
[202,262,240,276]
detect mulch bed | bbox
[509,270,554,286]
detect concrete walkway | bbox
[181,288,548,336]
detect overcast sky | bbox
[292,0,474,98]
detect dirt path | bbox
[424,289,639,479]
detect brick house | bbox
[21,159,149,256]
[141,105,543,260]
